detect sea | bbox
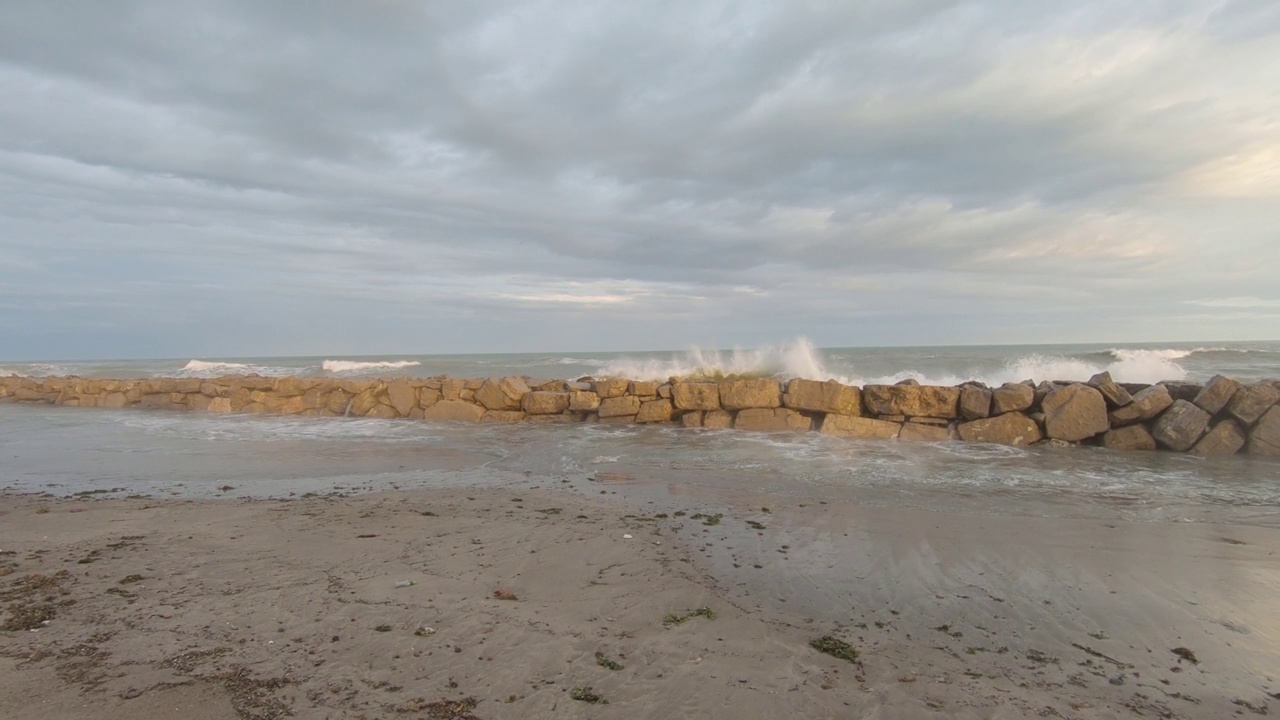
[2,339,1278,527]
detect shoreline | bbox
[4,487,1278,719]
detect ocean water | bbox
[4,338,1279,385]
[2,340,1278,528]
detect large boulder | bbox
[783,379,861,415]
[1151,400,1211,451]
[1226,382,1280,426]
[956,413,1042,446]
[703,410,734,429]
[1159,381,1203,403]
[630,380,661,398]
[818,414,901,440]
[1192,375,1241,415]
[990,383,1035,414]
[597,395,642,418]
[593,379,630,399]
[958,384,992,420]
[1042,384,1109,441]
[1190,419,1246,456]
[474,376,530,411]
[386,380,417,416]
[1109,384,1174,426]
[671,382,721,411]
[421,400,486,422]
[735,408,812,432]
[521,391,570,415]
[899,422,951,442]
[719,379,782,411]
[635,399,674,423]
[862,385,960,419]
[1101,425,1156,451]
[1247,406,1280,456]
[1087,371,1132,408]
[568,391,601,412]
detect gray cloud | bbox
[1,0,1278,359]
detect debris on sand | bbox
[810,636,858,664]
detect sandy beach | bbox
[2,483,1277,719]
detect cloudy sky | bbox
[2,1,1278,360]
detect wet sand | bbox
[2,487,1278,719]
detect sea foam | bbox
[321,360,422,373]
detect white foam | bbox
[321,359,422,373]
[597,337,845,382]
[857,351,1189,387]
[182,360,253,374]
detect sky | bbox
[2,1,1279,360]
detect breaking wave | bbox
[178,360,297,377]
[596,338,845,382]
[321,359,422,374]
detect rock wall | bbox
[3,372,1279,456]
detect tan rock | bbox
[863,385,959,419]
[1192,375,1241,415]
[272,377,312,397]
[421,400,486,422]
[103,392,128,409]
[1101,424,1156,451]
[474,377,530,411]
[681,411,704,428]
[719,379,782,411]
[597,415,636,425]
[1151,400,1211,451]
[672,383,721,411]
[568,391,601,412]
[1087,371,1132,408]
[1042,384,1109,441]
[734,408,811,432]
[525,414,580,424]
[990,383,1034,414]
[521,391,570,415]
[326,390,353,415]
[207,397,233,413]
[636,399,674,423]
[593,379,630,399]
[899,423,951,442]
[703,410,734,429]
[481,410,526,424]
[1226,382,1280,425]
[1109,384,1174,426]
[280,396,310,415]
[386,380,417,416]
[598,396,642,418]
[819,414,901,440]
[352,387,383,417]
[1190,419,1246,456]
[419,387,442,408]
[1247,406,1280,456]
[783,379,861,415]
[440,377,465,401]
[959,385,992,420]
[658,384,673,399]
[630,380,661,398]
[365,403,399,419]
[956,413,1042,446]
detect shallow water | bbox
[4,404,1277,529]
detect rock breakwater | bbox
[3,372,1279,456]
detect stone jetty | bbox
[3,372,1278,456]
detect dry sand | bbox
[2,486,1278,719]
